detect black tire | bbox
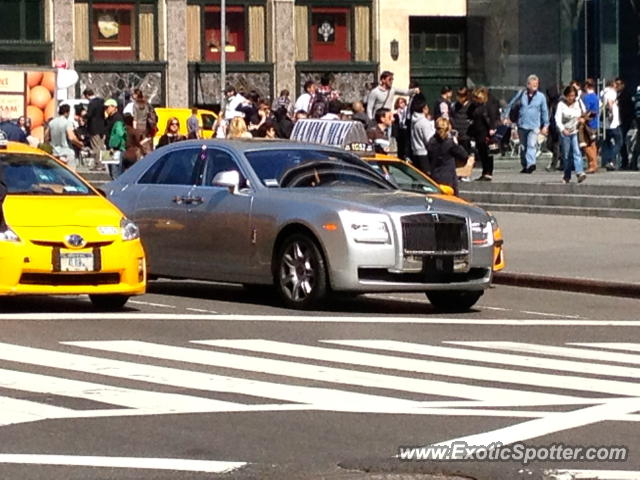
[426,290,483,312]
[274,234,327,309]
[89,294,130,310]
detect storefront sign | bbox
[0,70,25,94]
[0,94,25,119]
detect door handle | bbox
[172,195,186,205]
[188,196,204,205]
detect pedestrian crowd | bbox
[2,70,639,189]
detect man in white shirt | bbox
[601,79,622,170]
[294,81,317,114]
[224,86,247,120]
[366,71,419,121]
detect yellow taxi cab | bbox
[365,155,505,272]
[154,107,218,145]
[0,139,146,309]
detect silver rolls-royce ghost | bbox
[106,140,495,310]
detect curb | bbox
[494,272,640,299]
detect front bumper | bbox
[0,237,146,296]
[326,215,494,293]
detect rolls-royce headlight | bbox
[120,217,140,241]
[471,220,494,246]
[340,212,391,244]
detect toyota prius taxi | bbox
[0,138,146,309]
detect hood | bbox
[4,195,123,228]
[262,188,490,220]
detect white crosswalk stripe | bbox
[0,338,637,452]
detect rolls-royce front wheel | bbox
[275,234,327,309]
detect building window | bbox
[74,1,157,62]
[92,3,136,60]
[204,6,246,62]
[187,2,266,63]
[0,0,44,41]
[310,7,351,61]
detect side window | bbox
[202,149,245,187]
[201,114,216,131]
[138,149,199,185]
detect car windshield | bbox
[0,153,94,195]
[244,149,394,190]
[367,160,441,194]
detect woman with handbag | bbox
[555,86,587,184]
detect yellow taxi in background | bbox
[365,155,505,272]
[0,140,146,309]
[154,107,218,145]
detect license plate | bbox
[60,252,94,272]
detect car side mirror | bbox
[439,184,455,196]
[212,170,240,194]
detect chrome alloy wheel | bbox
[279,240,317,302]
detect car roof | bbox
[159,138,350,154]
[1,141,49,155]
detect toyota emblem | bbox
[65,234,86,249]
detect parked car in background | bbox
[154,108,218,145]
[106,139,496,311]
[0,138,146,309]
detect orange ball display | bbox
[27,105,44,129]
[29,85,52,110]
[40,71,56,93]
[44,98,56,122]
[27,71,44,88]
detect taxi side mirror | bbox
[439,184,455,196]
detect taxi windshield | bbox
[367,160,441,194]
[0,153,94,196]
[245,148,394,190]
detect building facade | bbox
[0,0,635,109]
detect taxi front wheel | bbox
[89,294,130,310]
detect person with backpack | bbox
[132,88,156,155]
[503,74,550,174]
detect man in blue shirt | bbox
[581,78,599,173]
[504,74,550,173]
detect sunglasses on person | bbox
[170,122,179,126]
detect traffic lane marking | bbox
[198,339,640,397]
[71,340,594,407]
[432,397,640,451]
[448,341,640,365]
[1,313,639,325]
[0,454,245,474]
[368,293,585,319]
[325,340,640,379]
[128,300,176,309]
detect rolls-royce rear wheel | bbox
[275,234,327,309]
[426,290,483,312]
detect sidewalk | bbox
[493,210,640,297]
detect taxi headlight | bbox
[120,218,140,241]
[340,212,391,244]
[0,227,20,243]
[471,220,494,247]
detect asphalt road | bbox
[0,284,639,480]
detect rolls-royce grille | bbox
[401,214,468,254]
